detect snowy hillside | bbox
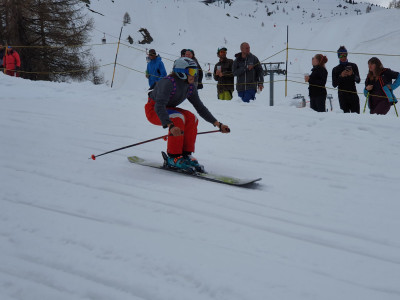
[87,0,399,104]
[1,1,400,299]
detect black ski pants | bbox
[310,95,326,112]
[338,92,360,114]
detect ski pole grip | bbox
[219,122,230,133]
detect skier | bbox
[364,57,400,115]
[332,46,361,113]
[305,54,328,112]
[145,57,230,171]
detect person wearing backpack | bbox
[364,57,400,115]
[146,49,167,88]
[145,57,230,172]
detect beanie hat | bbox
[217,46,227,54]
[149,49,156,55]
[337,46,347,58]
[180,49,187,56]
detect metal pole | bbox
[270,70,274,106]
[285,25,289,97]
[111,26,123,88]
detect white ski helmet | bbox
[173,57,198,80]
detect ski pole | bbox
[363,92,369,114]
[90,130,223,160]
[393,102,399,117]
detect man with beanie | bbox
[332,46,361,113]
[213,47,234,100]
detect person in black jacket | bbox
[184,49,203,89]
[305,54,328,112]
[332,46,361,113]
[213,47,234,100]
[0,42,5,70]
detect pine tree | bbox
[389,0,400,8]
[0,0,94,81]
[123,12,131,26]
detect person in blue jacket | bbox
[146,49,167,88]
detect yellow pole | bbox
[111,27,123,88]
[393,102,399,117]
[363,92,369,113]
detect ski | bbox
[127,154,262,188]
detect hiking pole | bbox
[90,129,224,160]
[363,92,369,113]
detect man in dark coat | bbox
[213,47,234,100]
[332,46,361,113]
[0,42,5,70]
[232,42,264,102]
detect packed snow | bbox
[1,1,400,299]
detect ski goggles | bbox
[338,54,347,58]
[175,67,198,76]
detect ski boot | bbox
[162,152,196,174]
[183,154,205,173]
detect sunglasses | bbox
[339,54,347,58]
[175,67,198,76]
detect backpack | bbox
[148,76,194,99]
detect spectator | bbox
[332,46,361,113]
[232,42,264,102]
[305,54,328,112]
[184,49,203,89]
[0,42,5,71]
[180,49,186,57]
[364,57,400,115]
[146,49,167,88]
[3,45,21,77]
[213,46,234,100]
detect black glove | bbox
[15,66,20,71]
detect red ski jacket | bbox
[3,50,21,71]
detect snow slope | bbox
[1,1,400,299]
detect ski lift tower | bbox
[261,62,286,106]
